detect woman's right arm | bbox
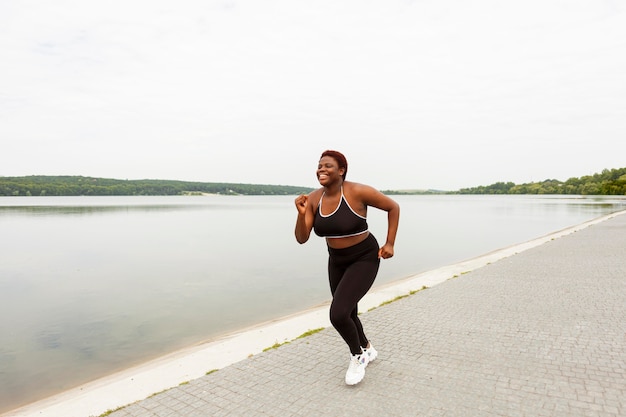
[294,193,315,244]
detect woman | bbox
[294,150,400,385]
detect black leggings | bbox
[327,233,380,355]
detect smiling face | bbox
[317,155,345,186]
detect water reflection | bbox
[0,196,281,216]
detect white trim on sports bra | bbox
[325,229,369,239]
[318,186,367,219]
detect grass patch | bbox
[296,328,324,339]
[263,341,290,352]
[206,369,218,375]
[93,402,141,417]
[147,389,168,398]
[368,286,429,312]
[95,407,126,417]
[451,271,471,280]
[263,327,326,352]
[379,294,409,306]
[410,285,428,295]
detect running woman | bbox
[294,150,400,385]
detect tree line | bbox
[2,167,625,196]
[457,167,626,195]
[0,176,314,196]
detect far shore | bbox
[3,210,624,417]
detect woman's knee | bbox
[329,303,352,328]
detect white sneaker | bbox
[363,344,378,363]
[345,353,369,385]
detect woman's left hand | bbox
[378,243,394,259]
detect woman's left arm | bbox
[361,185,400,259]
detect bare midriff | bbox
[325,231,370,249]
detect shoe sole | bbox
[345,372,365,385]
[346,379,363,385]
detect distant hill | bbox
[0,176,314,197]
[2,167,625,196]
[456,167,626,195]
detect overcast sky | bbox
[1,0,625,191]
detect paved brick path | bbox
[106,211,626,417]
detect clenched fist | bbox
[295,194,308,215]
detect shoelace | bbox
[349,354,363,367]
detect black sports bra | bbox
[313,188,369,238]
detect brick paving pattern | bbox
[106,212,626,417]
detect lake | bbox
[1,194,625,412]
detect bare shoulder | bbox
[307,188,324,209]
[308,187,324,199]
[345,181,397,209]
[344,181,380,197]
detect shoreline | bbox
[4,210,624,417]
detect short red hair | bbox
[321,150,348,180]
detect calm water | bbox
[1,194,625,412]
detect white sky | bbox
[1,0,625,191]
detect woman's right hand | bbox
[294,194,312,244]
[295,194,308,215]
